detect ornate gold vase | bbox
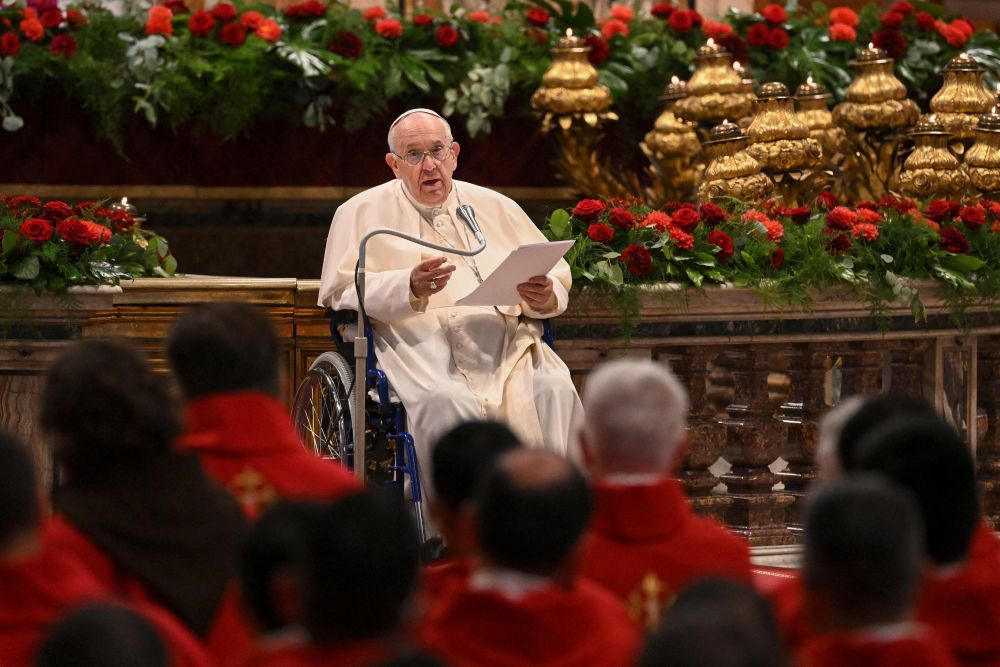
[965,107,1000,196]
[641,76,702,203]
[897,114,969,199]
[929,53,996,142]
[746,82,822,173]
[697,120,772,204]
[795,76,846,159]
[532,30,628,198]
[674,40,754,130]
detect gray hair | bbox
[582,358,690,474]
[386,108,453,154]
[816,395,866,481]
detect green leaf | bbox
[2,230,17,255]
[685,267,703,287]
[880,254,894,264]
[547,208,571,238]
[939,253,986,273]
[11,256,39,280]
[161,254,178,275]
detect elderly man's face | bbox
[385,114,460,207]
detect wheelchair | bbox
[290,308,427,540]
[291,309,556,546]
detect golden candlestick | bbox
[929,53,996,142]
[965,107,1000,196]
[641,76,702,203]
[675,40,754,130]
[697,120,772,205]
[897,114,969,199]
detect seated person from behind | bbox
[418,449,640,666]
[797,475,957,667]
[422,420,522,606]
[317,108,582,491]
[167,302,359,518]
[577,358,752,628]
[36,604,170,667]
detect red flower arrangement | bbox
[329,31,363,59]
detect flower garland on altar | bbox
[0,196,176,293]
[544,193,1000,323]
[0,0,996,148]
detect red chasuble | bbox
[0,521,211,667]
[418,577,640,667]
[797,626,959,667]
[178,391,360,518]
[420,557,474,621]
[579,478,752,627]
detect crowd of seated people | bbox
[1,300,999,666]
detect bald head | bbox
[476,450,592,576]
[582,358,689,474]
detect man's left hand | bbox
[517,275,555,311]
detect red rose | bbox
[329,31,363,59]
[108,210,136,232]
[668,9,693,32]
[671,206,701,231]
[20,17,43,41]
[609,206,636,229]
[585,35,609,66]
[219,22,245,46]
[284,0,326,18]
[782,206,811,224]
[891,2,914,15]
[20,218,53,243]
[925,199,960,222]
[880,195,916,214]
[707,229,734,260]
[985,200,1000,219]
[701,19,733,40]
[571,198,606,221]
[852,222,880,242]
[642,211,671,232]
[49,33,77,59]
[960,205,986,230]
[689,10,703,26]
[242,9,267,27]
[768,27,789,49]
[856,208,882,225]
[601,18,628,39]
[939,227,970,254]
[610,5,634,21]
[0,32,20,57]
[39,8,62,28]
[667,224,695,250]
[145,6,173,36]
[825,233,852,255]
[211,2,237,23]
[526,7,549,26]
[254,19,281,42]
[855,200,878,210]
[816,190,836,209]
[717,34,748,64]
[66,9,88,26]
[880,11,905,29]
[937,21,967,48]
[362,6,386,21]
[7,195,41,211]
[700,202,727,226]
[56,217,93,245]
[587,223,614,244]
[435,24,458,47]
[161,0,188,15]
[829,23,856,41]
[412,13,433,26]
[771,248,785,268]
[915,11,935,31]
[467,11,490,23]
[188,11,215,36]
[651,4,674,19]
[43,201,72,220]
[620,244,653,276]
[761,4,787,25]
[72,201,95,215]
[826,206,858,230]
[747,23,770,47]
[951,19,974,38]
[375,18,403,38]
[872,29,906,59]
[829,7,859,27]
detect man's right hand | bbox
[410,257,456,299]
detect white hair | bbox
[386,108,453,154]
[816,395,866,481]
[582,358,690,474]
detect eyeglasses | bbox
[393,145,453,167]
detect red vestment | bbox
[0,521,211,667]
[419,557,474,622]
[579,478,752,627]
[797,627,959,667]
[179,391,360,518]
[242,634,437,667]
[418,576,640,666]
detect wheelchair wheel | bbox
[291,351,355,464]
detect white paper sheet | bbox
[456,240,575,307]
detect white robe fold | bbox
[318,180,582,491]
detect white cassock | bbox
[318,179,583,490]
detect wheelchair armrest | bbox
[325,308,359,359]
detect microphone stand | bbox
[354,227,486,480]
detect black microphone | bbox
[457,204,486,246]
